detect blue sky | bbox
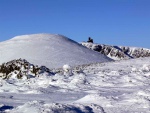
[0,0,150,48]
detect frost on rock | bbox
[0,59,53,80]
[63,64,73,77]
[48,66,87,89]
[141,64,150,72]
[70,73,86,85]
[0,59,55,93]
[82,42,150,60]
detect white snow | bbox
[0,34,150,113]
[0,57,150,113]
[0,34,111,69]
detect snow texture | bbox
[0,57,150,113]
[0,34,111,69]
[0,34,150,113]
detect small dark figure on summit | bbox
[87,37,93,43]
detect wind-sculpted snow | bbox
[0,57,150,112]
[82,42,150,60]
[9,102,105,113]
[0,34,111,69]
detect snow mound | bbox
[9,101,105,113]
[0,34,111,69]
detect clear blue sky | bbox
[0,0,150,48]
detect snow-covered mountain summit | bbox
[10,34,72,42]
[0,34,111,68]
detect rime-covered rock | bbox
[0,59,53,80]
[82,42,150,60]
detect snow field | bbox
[0,57,150,112]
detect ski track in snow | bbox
[0,57,150,113]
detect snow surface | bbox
[0,57,150,113]
[0,34,150,113]
[0,34,111,69]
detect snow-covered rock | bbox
[63,64,72,76]
[82,42,150,60]
[0,59,53,80]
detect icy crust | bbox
[82,42,150,60]
[0,34,111,69]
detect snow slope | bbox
[0,34,111,69]
[82,42,150,60]
[0,57,150,113]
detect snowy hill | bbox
[82,42,150,60]
[1,34,150,113]
[0,34,111,69]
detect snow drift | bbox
[0,34,111,69]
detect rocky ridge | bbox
[82,42,150,60]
